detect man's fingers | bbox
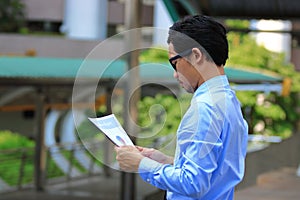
[136,146,144,152]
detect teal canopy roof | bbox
[0,56,282,85]
[0,57,124,79]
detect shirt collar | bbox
[193,75,229,98]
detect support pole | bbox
[121,0,141,200]
[104,86,113,177]
[34,89,47,191]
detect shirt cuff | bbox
[138,157,163,173]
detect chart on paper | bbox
[88,114,134,146]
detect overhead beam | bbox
[162,0,180,22]
[0,87,34,106]
[184,0,300,20]
[0,102,103,112]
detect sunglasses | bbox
[169,49,192,71]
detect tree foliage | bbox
[136,94,191,147]
[140,47,169,63]
[226,19,300,137]
[0,0,25,32]
[138,20,300,139]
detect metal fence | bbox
[0,147,35,192]
[0,141,105,193]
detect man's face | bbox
[168,43,200,93]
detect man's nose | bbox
[173,70,178,79]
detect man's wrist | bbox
[165,156,174,165]
[135,154,145,171]
[139,157,163,173]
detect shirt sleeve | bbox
[138,102,224,198]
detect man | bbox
[115,15,248,200]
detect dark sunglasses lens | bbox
[169,55,181,71]
[171,62,176,71]
[169,59,176,71]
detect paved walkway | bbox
[0,167,299,200]
[0,171,160,200]
[235,167,300,200]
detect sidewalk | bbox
[0,171,160,200]
[0,167,299,200]
[235,167,300,200]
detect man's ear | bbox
[191,47,203,64]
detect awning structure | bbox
[0,56,283,82]
[162,0,300,39]
[162,0,300,21]
[0,56,286,113]
[224,67,286,95]
[0,56,284,100]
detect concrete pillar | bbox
[61,0,108,40]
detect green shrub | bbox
[0,131,69,185]
[0,130,34,185]
[0,130,34,150]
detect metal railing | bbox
[0,141,104,193]
[0,147,35,192]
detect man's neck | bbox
[196,63,225,89]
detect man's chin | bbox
[182,85,194,93]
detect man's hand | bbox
[136,146,174,165]
[115,145,144,172]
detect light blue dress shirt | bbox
[139,75,248,200]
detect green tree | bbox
[138,19,300,140]
[140,47,169,63]
[0,0,25,32]
[136,93,191,147]
[226,19,300,137]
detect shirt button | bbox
[147,179,150,182]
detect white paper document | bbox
[88,114,134,146]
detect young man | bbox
[115,15,248,200]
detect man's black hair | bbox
[167,15,229,66]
